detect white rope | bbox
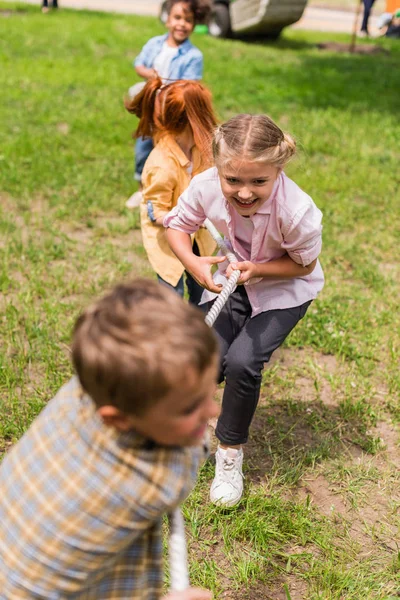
[203,219,241,328]
[168,219,240,591]
[168,510,190,591]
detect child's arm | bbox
[166,229,225,292]
[164,180,225,293]
[134,38,158,81]
[135,64,158,80]
[143,166,179,226]
[226,255,317,284]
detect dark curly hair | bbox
[166,0,211,24]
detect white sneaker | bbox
[210,447,244,507]
[125,191,143,209]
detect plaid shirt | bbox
[0,377,204,599]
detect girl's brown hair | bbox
[125,77,217,167]
[166,0,211,24]
[213,113,296,169]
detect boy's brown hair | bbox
[72,279,217,416]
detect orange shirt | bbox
[141,135,216,286]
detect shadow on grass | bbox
[245,398,375,485]
[235,34,316,51]
[208,33,399,116]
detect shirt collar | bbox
[160,34,193,55]
[79,387,154,450]
[177,38,194,54]
[159,135,193,168]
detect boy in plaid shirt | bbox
[0,279,218,600]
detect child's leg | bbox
[361,0,376,32]
[216,299,311,446]
[185,241,205,306]
[210,290,311,506]
[134,137,154,182]
[206,287,252,384]
[126,137,154,208]
[186,272,204,306]
[157,274,185,297]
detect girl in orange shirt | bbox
[125,77,217,305]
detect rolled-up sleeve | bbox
[163,180,206,233]
[281,201,323,266]
[143,166,177,220]
[134,39,153,68]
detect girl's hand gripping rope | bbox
[226,261,258,284]
[187,255,226,293]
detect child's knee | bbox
[224,353,261,382]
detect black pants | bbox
[208,286,311,446]
[42,0,58,7]
[361,0,376,32]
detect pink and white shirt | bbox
[164,167,324,317]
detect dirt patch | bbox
[264,578,309,600]
[59,225,93,245]
[375,420,400,467]
[379,262,398,277]
[0,440,14,455]
[0,9,27,17]
[56,122,70,135]
[265,347,340,409]
[317,42,389,54]
[299,474,349,517]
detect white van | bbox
[161,0,308,39]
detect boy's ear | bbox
[98,406,135,432]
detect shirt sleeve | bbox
[142,166,178,220]
[130,447,201,525]
[134,39,154,68]
[181,54,203,80]
[281,201,323,266]
[163,178,207,233]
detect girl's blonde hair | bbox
[213,114,296,169]
[125,77,217,168]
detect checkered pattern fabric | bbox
[0,377,203,599]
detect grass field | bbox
[0,2,399,598]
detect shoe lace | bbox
[217,453,244,486]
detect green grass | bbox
[1,2,399,598]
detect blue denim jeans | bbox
[157,272,204,307]
[157,241,204,306]
[134,137,154,182]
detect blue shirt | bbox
[134,34,203,80]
